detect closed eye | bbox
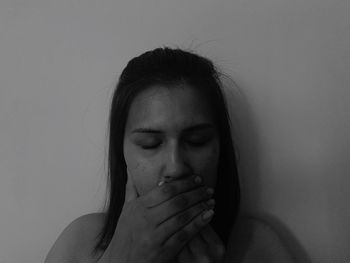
[132,136,162,150]
[140,142,161,150]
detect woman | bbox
[45,47,294,263]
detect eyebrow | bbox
[131,123,215,134]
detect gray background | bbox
[0,0,349,262]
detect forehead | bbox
[125,84,214,131]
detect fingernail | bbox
[202,209,214,221]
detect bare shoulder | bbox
[44,213,106,263]
[225,213,295,263]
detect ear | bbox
[125,167,139,202]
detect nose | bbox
[162,141,191,181]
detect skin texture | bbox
[122,84,224,262]
[123,84,220,195]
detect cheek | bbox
[193,144,220,188]
[124,150,159,196]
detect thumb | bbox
[125,168,139,203]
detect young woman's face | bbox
[123,84,220,196]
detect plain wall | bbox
[0,1,349,262]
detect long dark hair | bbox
[93,47,240,255]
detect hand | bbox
[176,225,225,263]
[99,172,215,263]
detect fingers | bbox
[156,197,215,238]
[201,225,224,249]
[177,245,192,262]
[180,227,225,263]
[125,167,139,203]
[188,235,208,262]
[159,207,215,255]
[200,226,225,261]
[140,175,206,208]
[150,186,214,226]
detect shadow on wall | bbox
[221,75,263,211]
[222,77,312,263]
